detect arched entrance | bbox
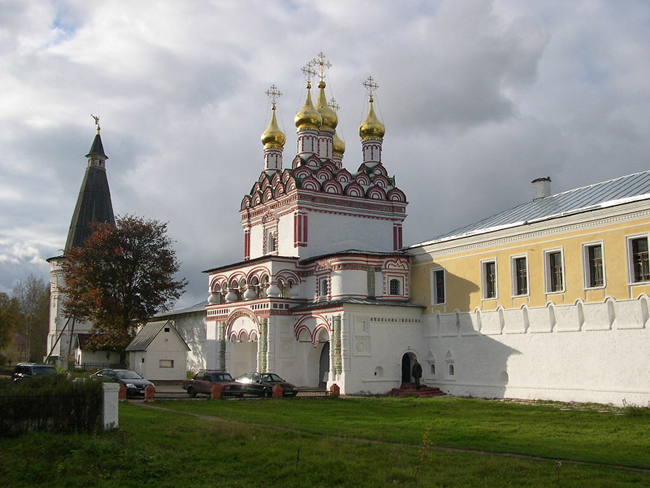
[401,352,416,384]
[319,342,330,389]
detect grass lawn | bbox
[1,396,649,487]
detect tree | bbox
[0,293,20,354]
[61,215,188,352]
[12,274,50,361]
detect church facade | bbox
[191,57,650,405]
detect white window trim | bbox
[543,248,565,294]
[582,241,606,290]
[510,254,529,297]
[480,258,498,300]
[430,267,446,305]
[626,233,650,285]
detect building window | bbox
[431,268,446,305]
[320,278,329,298]
[512,256,528,296]
[583,243,604,288]
[545,250,564,293]
[430,363,436,375]
[159,360,173,368]
[629,236,650,283]
[482,260,497,299]
[448,364,454,376]
[389,279,401,295]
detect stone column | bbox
[259,317,269,372]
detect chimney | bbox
[532,177,552,201]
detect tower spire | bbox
[64,118,115,251]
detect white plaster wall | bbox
[338,308,424,395]
[303,212,395,259]
[175,312,215,373]
[138,331,187,381]
[424,298,650,406]
[330,269,368,299]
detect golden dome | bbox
[315,81,338,131]
[294,82,322,130]
[261,106,286,148]
[333,130,345,156]
[359,97,385,141]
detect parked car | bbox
[235,372,298,397]
[90,369,154,397]
[12,362,57,382]
[182,370,241,398]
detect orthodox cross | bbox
[301,61,317,86]
[91,114,100,133]
[265,84,282,109]
[363,76,379,101]
[329,97,340,112]
[313,51,332,82]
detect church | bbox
[49,55,650,406]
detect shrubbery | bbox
[0,374,105,436]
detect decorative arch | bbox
[323,180,343,194]
[293,166,313,180]
[336,168,352,183]
[366,186,387,200]
[387,188,407,202]
[273,184,285,198]
[293,313,332,341]
[262,187,273,203]
[372,174,390,188]
[240,195,251,210]
[301,176,321,191]
[224,308,260,338]
[354,172,371,186]
[316,168,333,181]
[344,182,364,197]
[252,191,262,206]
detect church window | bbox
[511,256,528,296]
[431,268,445,305]
[448,364,454,376]
[389,279,401,295]
[544,250,564,293]
[629,236,650,283]
[430,363,436,375]
[320,278,329,299]
[583,243,604,288]
[481,259,497,299]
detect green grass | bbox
[1,396,649,487]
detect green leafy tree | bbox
[61,215,188,353]
[12,274,50,361]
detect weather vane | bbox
[301,60,317,86]
[91,114,100,133]
[265,84,282,109]
[313,52,332,82]
[363,76,379,101]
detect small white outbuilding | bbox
[126,320,190,381]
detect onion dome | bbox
[261,105,286,148]
[359,97,385,141]
[315,81,338,131]
[333,130,346,156]
[295,82,322,130]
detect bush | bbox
[0,374,105,437]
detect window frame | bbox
[511,254,529,297]
[481,258,498,300]
[544,248,565,294]
[582,241,605,289]
[627,234,650,284]
[431,268,446,305]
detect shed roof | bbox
[126,320,190,352]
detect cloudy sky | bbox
[2,0,650,307]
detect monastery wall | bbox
[421,296,650,406]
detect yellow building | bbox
[408,174,650,406]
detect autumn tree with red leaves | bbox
[62,215,187,353]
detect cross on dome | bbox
[313,52,332,82]
[301,61,317,85]
[363,76,379,101]
[265,84,282,109]
[329,97,340,112]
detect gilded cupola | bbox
[294,81,322,131]
[315,80,338,131]
[359,96,385,141]
[261,104,285,148]
[333,130,345,156]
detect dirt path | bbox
[132,402,650,475]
